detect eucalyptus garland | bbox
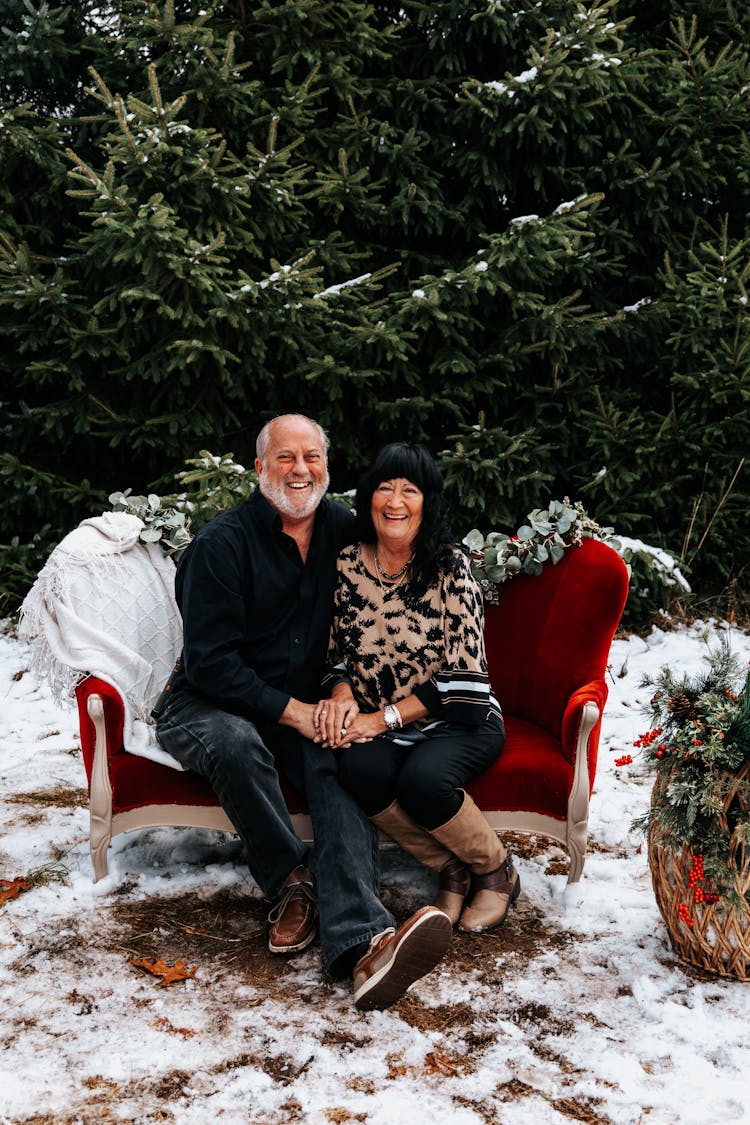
[462,499,613,601]
[108,490,191,555]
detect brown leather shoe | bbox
[352,906,452,1011]
[267,866,317,954]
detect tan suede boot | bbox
[429,792,520,933]
[371,802,470,925]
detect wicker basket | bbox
[648,763,750,981]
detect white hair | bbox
[255,414,330,464]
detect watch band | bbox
[383,703,403,730]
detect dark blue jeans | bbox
[155,688,393,977]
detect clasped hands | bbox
[312,697,385,749]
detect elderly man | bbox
[155,414,451,1010]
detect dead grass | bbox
[23,861,69,890]
[105,886,298,991]
[493,1079,614,1123]
[394,996,477,1032]
[8,786,88,809]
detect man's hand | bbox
[279,698,319,741]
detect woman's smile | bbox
[371,478,424,555]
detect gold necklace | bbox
[374,567,407,592]
[365,546,411,591]
[374,550,414,582]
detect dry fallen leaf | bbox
[423,1051,460,1076]
[0,878,29,907]
[152,1016,197,1038]
[131,957,197,987]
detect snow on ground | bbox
[1,617,750,1125]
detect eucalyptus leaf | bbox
[516,525,534,541]
[139,527,163,542]
[530,517,552,535]
[463,529,485,552]
[486,564,506,581]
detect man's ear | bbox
[254,457,263,477]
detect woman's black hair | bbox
[355,442,459,598]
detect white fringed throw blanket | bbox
[19,511,185,769]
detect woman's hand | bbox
[313,695,359,749]
[336,711,388,746]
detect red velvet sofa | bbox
[76,536,628,883]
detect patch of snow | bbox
[313,274,372,300]
[614,535,691,592]
[1,619,749,1122]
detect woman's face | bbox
[371,477,424,552]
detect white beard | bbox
[261,471,330,520]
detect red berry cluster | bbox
[614,754,633,767]
[682,853,719,912]
[687,853,704,888]
[678,902,695,928]
[633,727,663,749]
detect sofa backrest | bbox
[483,538,629,736]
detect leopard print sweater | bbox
[324,543,502,727]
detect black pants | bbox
[337,715,505,830]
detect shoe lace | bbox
[367,926,395,954]
[267,880,316,924]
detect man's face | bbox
[255,418,330,521]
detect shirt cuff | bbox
[257,685,292,723]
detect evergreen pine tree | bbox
[1,0,748,607]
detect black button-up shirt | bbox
[172,490,355,721]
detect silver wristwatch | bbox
[383,703,403,730]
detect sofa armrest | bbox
[561,678,608,783]
[75,676,127,781]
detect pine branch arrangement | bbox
[635,639,750,907]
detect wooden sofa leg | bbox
[566,836,585,884]
[87,694,113,881]
[566,701,600,884]
[90,824,111,882]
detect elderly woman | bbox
[314,442,519,934]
